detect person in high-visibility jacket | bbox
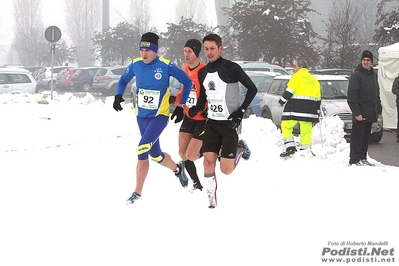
[278,59,321,157]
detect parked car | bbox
[236,61,290,75]
[163,76,181,113]
[54,68,78,90]
[69,67,101,92]
[62,68,79,89]
[313,68,353,79]
[92,66,127,96]
[24,66,43,75]
[0,67,39,94]
[55,68,69,89]
[259,74,383,143]
[36,66,72,89]
[239,71,278,117]
[1,64,24,68]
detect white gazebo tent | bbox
[378,42,399,129]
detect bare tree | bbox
[65,0,101,66]
[175,0,207,25]
[128,0,152,34]
[321,0,360,68]
[12,0,46,66]
[354,0,379,50]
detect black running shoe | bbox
[280,147,297,157]
[189,182,203,193]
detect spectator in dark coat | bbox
[347,50,382,166]
[392,74,399,142]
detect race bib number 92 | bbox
[138,89,160,110]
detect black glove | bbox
[113,94,125,112]
[188,106,199,118]
[169,95,176,104]
[228,108,245,129]
[171,106,184,123]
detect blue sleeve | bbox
[116,64,135,96]
[169,63,192,105]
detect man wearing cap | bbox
[347,50,382,166]
[170,39,207,192]
[113,32,193,204]
[278,58,321,157]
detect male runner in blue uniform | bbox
[113,32,192,205]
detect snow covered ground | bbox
[1,92,397,266]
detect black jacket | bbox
[347,64,382,123]
[392,75,399,104]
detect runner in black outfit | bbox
[189,33,257,208]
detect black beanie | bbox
[184,39,201,58]
[140,32,159,52]
[361,50,373,62]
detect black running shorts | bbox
[202,119,238,159]
[179,116,206,140]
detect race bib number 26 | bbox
[208,98,227,119]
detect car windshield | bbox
[319,80,348,99]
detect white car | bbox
[36,66,72,89]
[92,66,128,96]
[260,75,384,143]
[0,67,39,94]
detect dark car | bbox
[70,67,101,92]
